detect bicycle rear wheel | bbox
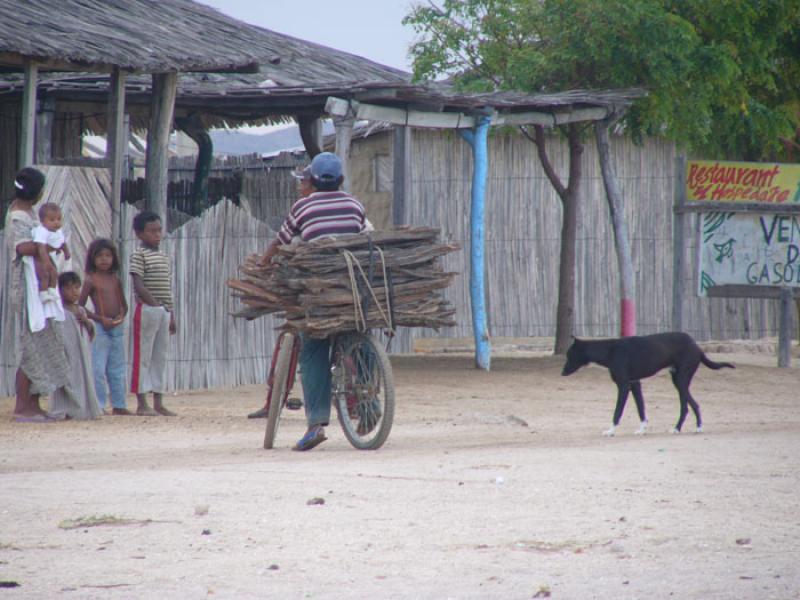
[332,332,394,450]
[264,332,295,449]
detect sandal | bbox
[292,426,327,451]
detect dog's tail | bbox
[701,354,735,370]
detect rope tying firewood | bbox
[341,246,394,334]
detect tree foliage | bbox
[404,0,800,160]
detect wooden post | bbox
[35,96,55,165]
[19,60,38,169]
[672,156,687,332]
[145,72,178,225]
[333,114,355,192]
[107,68,127,247]
[297,115,323,158]
[123,114,132,178]
[778,287,793,368]
[595,117,636,336]
[392,125,411,226]
[458,115,492,371]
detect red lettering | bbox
[694,184,711,200]
[766,165,781,187]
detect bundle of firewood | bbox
[227,227,460,337]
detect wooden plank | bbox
[333,114,355,192]
[779,287,793,368]
[19,60,37,168]
[327,97,611,129]
[672,155,687,331]
[0,51,114,73]
[494,107,608,126]
[677,201,800,214]
[107,67,127,246]
[326,97,475,129]
[392,125,410,226]
[48,157,110,168]
[34,96,54,164]
[706,285,800,299]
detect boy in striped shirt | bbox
[129,211,176,416]
[261,152,367,451]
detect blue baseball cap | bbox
[310,152,342,182]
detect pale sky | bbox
[198,0,420,72]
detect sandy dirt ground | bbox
[1,349,799,600]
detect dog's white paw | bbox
[669,427,680,435]
[603,426,616,437]
[634,421,648,435]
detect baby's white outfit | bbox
[32,224,69,272]
[30,224,69,303]
[21,224,67,331]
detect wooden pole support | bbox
[107,68,127,247]
[672,156,687,332]
[333,115,355,193]
[595,116,636,336]
[458,115,492,371]
[145,71,178,226]
[778,287,793,368]
[19,60,38,169]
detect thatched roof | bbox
[197,21,411,87]
[0,0,259,73]
[0,4,644,132]
[0,7,412,128]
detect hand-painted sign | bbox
[699,212,800,295]
[687,160,800,204]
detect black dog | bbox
[561,332,734,436]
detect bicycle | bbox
[263,329,395,451]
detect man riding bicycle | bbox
[259,152,368,451]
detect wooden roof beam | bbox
[326,97,613,129]
[496,107,610,126]
[0,52,259,75]
[0,52,113,73]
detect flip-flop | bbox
[247,407,268,419]
[13,414,57,423]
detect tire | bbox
[333,332,395,450]
[263,333,295,449]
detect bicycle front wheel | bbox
[264,332,295,449]
[332,332,395,450]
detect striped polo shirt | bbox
[129,246,173,309]
[277,190,366,244]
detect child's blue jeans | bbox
[299,335,331,427]
[92,322,127,409]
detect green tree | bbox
[406,0,800,158]
[404,0,800,351]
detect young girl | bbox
[80,239,130,415]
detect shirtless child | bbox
[80,239,131,415]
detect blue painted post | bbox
[458,115,492,370]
